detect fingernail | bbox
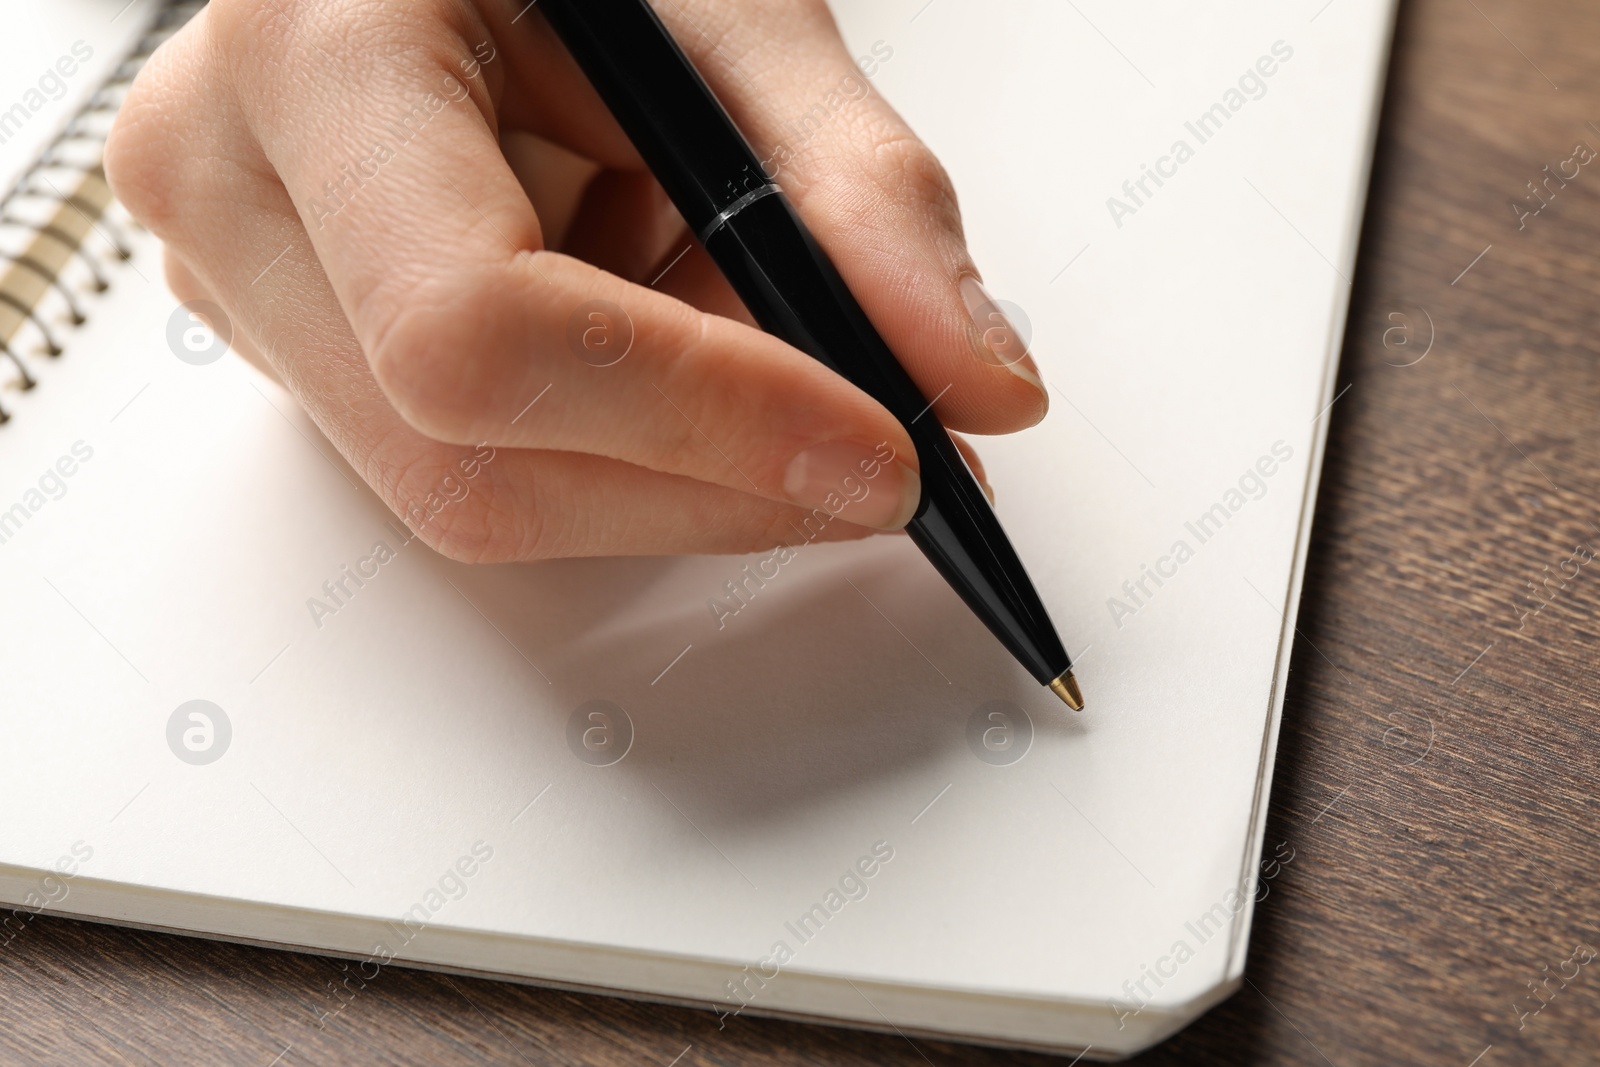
[782,442,921,530]
[959,275,1049,405]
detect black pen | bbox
[534,0,1083,709]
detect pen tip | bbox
[1049,670,1084,711]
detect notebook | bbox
[0,0,1397,1058]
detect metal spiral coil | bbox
[0,0,203,424]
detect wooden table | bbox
[6,0,1599,1062]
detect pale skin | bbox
[104,0,1049,562]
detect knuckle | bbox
[202,0,285,56]
[211,0,495,128]
[869,130,962,223]
[104,42,197,233]
[653,316,741,450]
[367,293,495,444]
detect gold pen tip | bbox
[1049,670,1084,711]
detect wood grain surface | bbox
[6,0,1600,1062]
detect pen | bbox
[534,0,1083,709]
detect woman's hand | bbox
[105,0,1048,561]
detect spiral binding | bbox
[0,0,203,424]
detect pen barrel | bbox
[706,196,1070,684]
[534,0,768,236]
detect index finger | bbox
[199,1,928,522]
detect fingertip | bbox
[957,273,1050,427]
